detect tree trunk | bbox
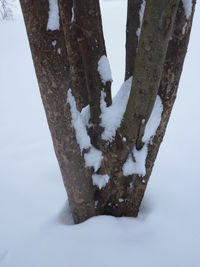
[123,0,179,150]
[20,0,95,223]
[129,0,196,214]
[20,0,196,223]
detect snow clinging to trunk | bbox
[67,89,91,152]
[84,147,103,172]
[100,76,133,141]
[47,0,60,31]
[80,105,92,128]
[136,0,146,39]
[181,0,193,35]
[98,55,112,85]
[92,174,110,190]
[182,0,193,19]
[67,89,109,189]
[123,95,163,177]
[123,145,147,177]
[71,6,75,22]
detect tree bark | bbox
[74,1,112,147]
[20,0,196,223]
[122,0,180,150]
[20,0,95,223]
[93,0,196,217]
[58,0,89,111]
[128,0,196,215]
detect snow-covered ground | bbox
[0,1,200,266]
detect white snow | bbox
[142,95,163,143]
[136,0,146,39]
[123,96,163,177]
[100,76,132,141]
[98,55,112,85]
[100,75,162,157]
[67,91,104,173]
[57,48,61,54]
[67,89,91,152]
[181,0,193,34]
[0,1,200,267]
[67,92,103,171]
[80,105,91,128]
[92,174,110,189]
[71,6,75,22]
[52,40,57,47]
[182,0,193,19]
[84,146,103,172]
[123,145,147,177]
[182,22,187,35]
[47,0,60,31]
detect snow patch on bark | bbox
[57,48,61,55]
[47,0,60,31]
[123,95,163,177]
[92,174,110,189]
[182,0,193,19]
[142,95,163,143]
[182,22,188,35]
[67,89,108,186]
[67,89,91,151]
[123,145,147,177]
[71,6,75,22]
[98,55,112,85]
[136,0,146,39]
[52,40,57,47]
[100,76,133,141]
[84,147,103,172]
[80,105,92,128]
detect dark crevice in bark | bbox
[125,0,143,80]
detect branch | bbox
[122,0,180,150]
[59,0,112,146]
[125,0,144,80]
[72,0,112,133]
[58,0,89,111]
[130,0,196,215]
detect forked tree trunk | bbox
[20,0,196,223]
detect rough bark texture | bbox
[71,0,112,147]
[58,0,88,111]
[123,0,180,150]
[20,0,95,223]
[125,0,143,80]
[128,0,196,215]
[20,0,196,223]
